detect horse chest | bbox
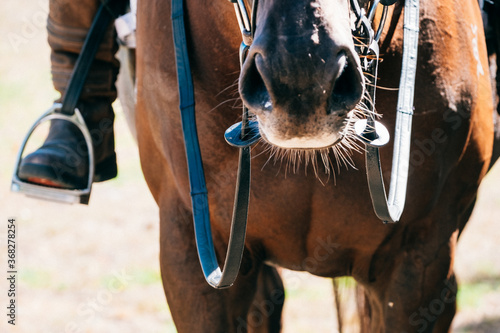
[240,168,389,277]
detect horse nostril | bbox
[240,54,272,113]
[329,52,364,114]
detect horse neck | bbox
[185,0,241,95]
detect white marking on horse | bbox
[311,1,322,44]
[309,0,353,50]
[311,24,320,44]
[471,24,485,78]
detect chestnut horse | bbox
[134,0,494,332]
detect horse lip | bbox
[256,117,347,150]
[260,131,345,150]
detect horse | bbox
[132,0,495,331]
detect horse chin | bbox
[257,116,352,151]
[259,130,345,150]
[255,116,362,177]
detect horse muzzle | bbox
[238,44,364,149]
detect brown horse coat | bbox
[135,0,494,332]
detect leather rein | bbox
[171,0,420,288]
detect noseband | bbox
[171,0,419,288]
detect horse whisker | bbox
[209,97,242,113]
[249,52,385,181]
[216,79,240,98]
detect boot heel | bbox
[94,153,117,182]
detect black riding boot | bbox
[18,0,126,189]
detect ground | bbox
[0,1,499,332]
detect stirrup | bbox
[11,103,95,205]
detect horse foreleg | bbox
[361,217,460,333]
[383,243,458,333]
[158,199,271,333]
[246,265,284,333]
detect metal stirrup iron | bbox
[11,0,119,205]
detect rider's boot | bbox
[18,0,125,189]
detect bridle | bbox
[228,0,420,225]
[171,0,419,288]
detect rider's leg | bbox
[18,0,126,189]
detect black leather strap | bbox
[172,0,252,289]
[364,0,420,223]
[60,0,119,115]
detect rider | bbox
[17,0,127,189]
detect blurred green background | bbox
[1,1,499,332]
